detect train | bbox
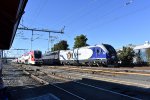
[42,44,118,67]
[14,50,43,65]
[13,44,118,66]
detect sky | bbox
[9,0,150,56]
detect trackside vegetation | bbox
[51,40,69,51]
[117,47,135,66]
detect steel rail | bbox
[21,69,85,100]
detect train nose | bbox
[110,53,116,59]
[111,55,115,59]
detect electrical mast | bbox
[17,26,65,50]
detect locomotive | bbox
[42,44,118,67]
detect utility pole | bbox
[18,26,64,51]
[48,32,50,51]
[31,30,33,50]
[50,36,58,50]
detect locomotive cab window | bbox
[97,49,100,54]
[34,51,42,58]
[93,48,95,52]
[100,49,103,53]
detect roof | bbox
[0,0,28,49]
[134,43,150,50]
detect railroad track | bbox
[15,65,85,100]
[13,64,150,100]
[47,65,150,76]
[46,66,150,88]
[13,63,150,76]
[14,64,150,88]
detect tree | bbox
[51,40,69,51]
[118,46,135,66]
[73,34,89,48]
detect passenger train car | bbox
[16,50,43,65]
[59,44,118,66]
[25,50,42,65]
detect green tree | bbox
[73,34,89,48]
[118,46,135,66]
[51,40,69,51]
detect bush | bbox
[118,46,135,66]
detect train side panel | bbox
[59,50,74,64]
[73,48,93,64]
[59,48,93,65]
[42,51,60,65]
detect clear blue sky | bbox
[11,0,150,56]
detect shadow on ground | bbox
[6,78,150,100]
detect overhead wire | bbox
[77,0,135,32]
[51,0,103,42]
[63,0,134,43]
[66,0,114,27]
[52,0,101,28]
[31,0,49,26]
[83,3,150,33]
[58,0,115,40]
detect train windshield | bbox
[103,44,116,54]
[34,51,42,58]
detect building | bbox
[116,41,150,65]
[133,41,150,64]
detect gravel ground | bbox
[17,64,150,88]
[2,64,41,87]
[37,74,67,84]
[7,64,150,100]
[42,66,150,99]
[2,64,84,100]
[42,67,150,88]
[47,65,150,73]
[13,66,150,87]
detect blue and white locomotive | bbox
[59,44,118,66]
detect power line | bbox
[78,0,135,32]
[54,0,114,39]
[30,0,49,26]
[18,27,64,33]
[60,0,122,38]
[17,26,64,51]
[5,49,28,57]
[83,3,150,33]
[54,0,111,28]
[11,49,28,50]
[53,0,99,28]
[66,0,113,26]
